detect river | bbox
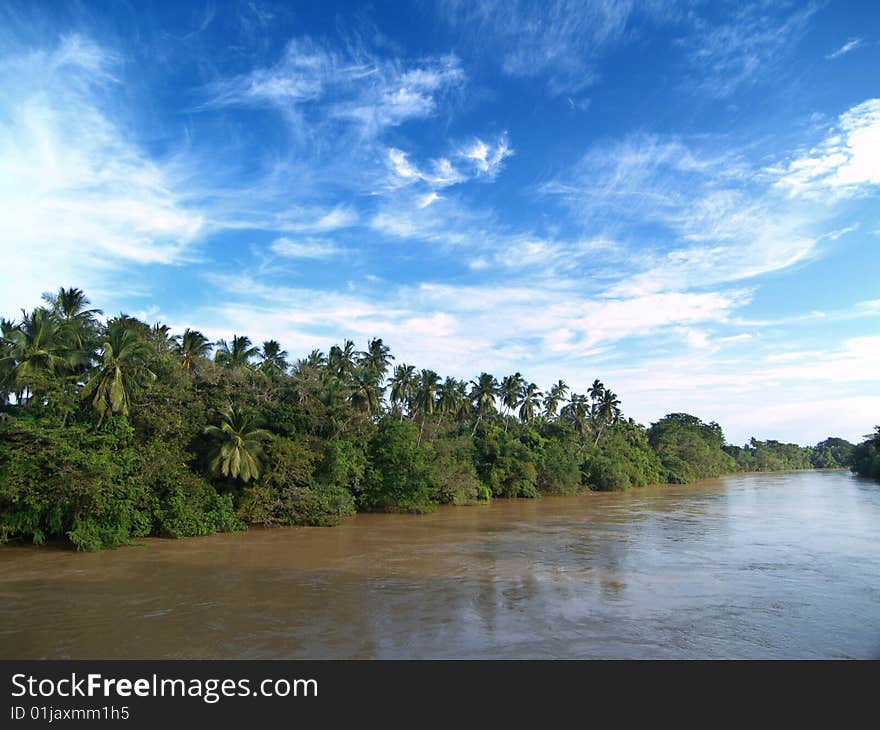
[1,469,878,659]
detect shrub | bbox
[362,418,436,512]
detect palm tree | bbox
[414,369,439,418]
[358,338,394,383]
[389,364,417,420]
[349,366,383,416]
[42,287,101,349]
[500,372,524,430]
[214,335,258,369]
[588,379,605,417]
[561,392,591,440]
[150,323,175,353]
[413,369,439,444]
[0,318,16,404]
[204,405,272,482]
[543,379,568,419]
[81,326,156,424]
[595,389,621,445]
[437,376,463,422]
[258,340,289,375]
[453,378,471,422]
[518,382,543,425]
[328,339,357,381]
[175,329,212,375]
[1,308,84,404]
[469,372,498,435]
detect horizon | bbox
[1,1,878,444]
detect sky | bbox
[0,0,878,445]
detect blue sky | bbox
[1,0,878,444]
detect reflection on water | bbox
[1,470,879,658]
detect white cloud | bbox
[770,99,880,199]
[544,133,822,295]
[209,37,465,137]
[826,38,863,60]
[606,336,880,444]
[386,148,465,188]
[385,133,512,192]
[270,237,344,259]
[418,192,441,208]
[0,34,203,314]
[459,135,513,177]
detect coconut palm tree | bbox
[358,338,394,383]
[1,308,84,404]
[42,287,101,349]
[500,373,524,421]
[150,323,175,353]
[437,376,463,422]
[469,372,498,435]
[258,340,289,375]
[349,366,383,416]
[0,318,16,404]
[561,392,591,440]
[588,379,605,416]
[294,349,327,375]
[328,340,358,381]
[518,382,543,425]
[204,405,272,482]
[543,379,568,419]
[175,329,212,376]
[414,369,439,418]
[453,378,472,423]
[389,364,417,420]
[214,335,258,369]
[81,326,156,424]
[594,389,622,445]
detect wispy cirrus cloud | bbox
[540,129,841,296]
[0,33,204,312]
[269,237,345,259]
[438,1,818,100]
[826,38,864,60]
[385,134,513,197]
[206,36,465,137]
[437,0,654,94]
[680,2,817,98]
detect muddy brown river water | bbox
[1,469,878,658]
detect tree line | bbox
[0,287,864,550]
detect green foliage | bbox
[428,436,482,504]
[851,427,880,480]
[472,424,539,498]
[648,413,736,483]
[316,439,367,496]
[585,422,663,490]
[362,418,436,512]
[811,437,854,468]
[586,456,630,491]
[204,406,273,482]
[725,438,814,472]
[237,437,356,526]
[0,418,149,550]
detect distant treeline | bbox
[0,288,866,551]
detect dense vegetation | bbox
[0,288,859,550]
[851,427,880,480]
